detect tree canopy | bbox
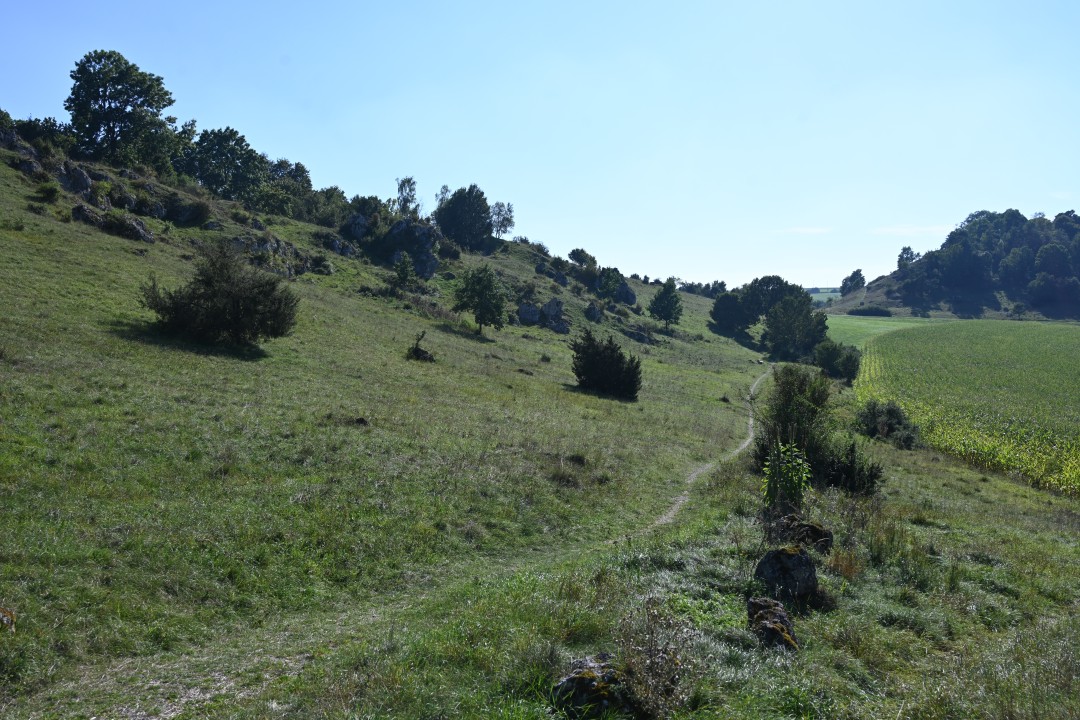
[65,50,175,166]
[648,277,683,328]
[490,201,514,239]
[894,209,1080,315]
[452,264,506,334]
[840,269,865,296]
[434,184,493,251]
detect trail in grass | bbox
[651,367,769,528]
[11,370,772,720]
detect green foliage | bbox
[847,304,892,317]
[184,127,268,201]
[570,328,642,400]
[452,263,507,333]
[762,293,827,360]
[64,49,176,166]
[648,277,683,328]
[840,268,866,296]
[894,208,1080,317]
[568,248,596,267]
[13,116,76,157]
[390,253,422,293]
[897,245,920,270]
[755,364,881,493]
[709,292,748,335]
[33,181,63,203]
[762,443,811,510]
[856,398,919,449]
[140,242,299,345]
[490,200,514,239]
[433,184,493,251]
[815,338,861,382]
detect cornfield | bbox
[855,320,1080,494]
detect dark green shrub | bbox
[33,181,62,203]
[754,364,883,494]
[847,305,892,317]
[856,399,920,449]
[815,338,861,382]
[141,243,299,346]
[571,328,642,400]
[820,437,883,494]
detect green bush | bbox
[856,398,920,449]
[815,338,861,382]
[571,328,642,400]
[847,305,892,317]
[33,181,62,203]
[753,364,882,494]
[141,243,299,346]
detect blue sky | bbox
[2,1,1077,287]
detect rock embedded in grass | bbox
[754,545,818,601]
[747,596,798,651]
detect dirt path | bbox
[651,367,770,528]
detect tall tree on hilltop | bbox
[840,269,866,296]
[396,176,418,219]
[897,246,920,271]
[433,184,493,251]
[187,127,268,201]
[65,50,175,165]
[648,277,683,328]
[490,201,515,239]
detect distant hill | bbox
[829,209,1080,319]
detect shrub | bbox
[571,328,642,400]
[754,364,882,494]
[847,305,892,317]
[856,399,920,449]
[140,242,299,346]
[33,181,62,203]
[820,436,883,494]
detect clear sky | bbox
[2,1,1077,288]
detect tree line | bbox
[894,209,1080,316]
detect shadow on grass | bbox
[561,383,639,404]
[434,321,498,343]
[706,323,761,353]
[105,319,270,361]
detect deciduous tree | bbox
[65,50,175,165]
[453,264,506,334]
[490,201,514,239]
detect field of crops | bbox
[826,313,953,348]
[856,319,1080,494]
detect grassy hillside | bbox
[0,153,763,702]
[2,152,1078,719]
[857,319,1080,493]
